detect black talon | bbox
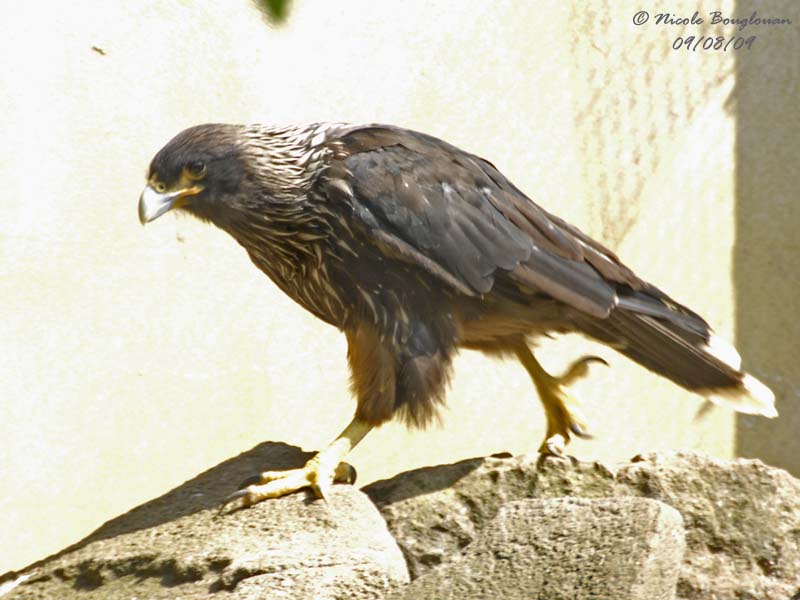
[583,355,609,368]
[217,487,251,516]
[333,462,357,485]
[238,474,263,489]
[567,354,609,374]
[569,422,594,439]
[559,354,609,385]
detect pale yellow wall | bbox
[1,0,797,574]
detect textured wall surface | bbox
[732,0,800,475]
[1,0,797,574]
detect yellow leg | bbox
[221,417,372,511]
[514,344,607,456]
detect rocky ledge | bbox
[2,444,799,600]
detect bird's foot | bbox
[218,417,371,514]
[219,458,356,513]
[537,355,608,456]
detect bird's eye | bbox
[185,160,207,180]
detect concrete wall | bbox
[1,0,797,574]
[732,0,800,476]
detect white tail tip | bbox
[701,334,742,371]
[703,373,777,418]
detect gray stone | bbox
[5,447,799,600]
[0,442,409,599]
[365,451,800,600]
[386,497,685,600]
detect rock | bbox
[0,442,409,600]
[365,451,800,600]
[386,497,685,600]
[5,447,799,600]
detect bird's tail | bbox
[578,290,777,417]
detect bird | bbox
[138,122,777,509]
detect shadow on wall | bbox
[733,0,800,476]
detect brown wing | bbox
[318,125,646,318]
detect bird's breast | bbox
[246,241,350,327]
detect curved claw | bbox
[217,487,253,516]
[224,487,252,504]
[334,462,357,485]
[236,474,263,489]
[569,421,593,440]
[558,355,609,385]
[540,433,567,456]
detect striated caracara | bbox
[138,123,776,508]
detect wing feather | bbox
[318,125,642,318]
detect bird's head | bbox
[140,122,329,232]
[138,123,257,226]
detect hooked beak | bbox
[138,184,203,225]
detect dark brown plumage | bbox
[139,122,775,506]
